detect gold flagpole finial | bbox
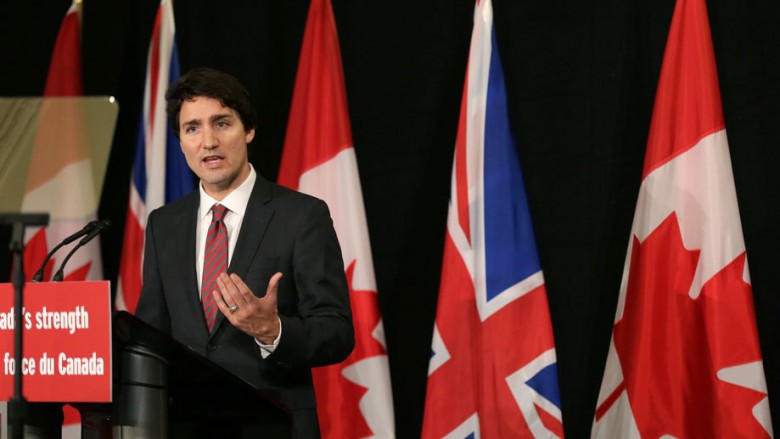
[74,0,83,35]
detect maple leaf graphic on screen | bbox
[613,212,769,438]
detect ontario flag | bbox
[591,0,773,437]
[116,0,194,312]
[421,0,562,437]
[276,0,395,436]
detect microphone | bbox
[32,220,100,282]
[52,220,112,282]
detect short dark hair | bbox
[165,67,257,139]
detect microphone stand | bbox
[1,213,49,439]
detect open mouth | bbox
[203,155,224,167]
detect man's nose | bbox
[204,126,218,148]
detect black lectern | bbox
[74,311,292,438]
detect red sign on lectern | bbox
[0,281,111,402]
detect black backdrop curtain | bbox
[1,0,778,437]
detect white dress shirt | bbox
[195,165,279,357]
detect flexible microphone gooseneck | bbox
[52,220,112,282]
[31,220,100,282]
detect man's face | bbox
[178,96,255,199]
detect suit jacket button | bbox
[206,342,217,352]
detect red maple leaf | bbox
[614,213,768,438]
[313,260,387,438]
[23,228,53,280]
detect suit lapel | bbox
[171,194,210,338]
[212,176,275,334]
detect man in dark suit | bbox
[135,67,355,438]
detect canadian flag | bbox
[276,0,395,436]
[592,0,773,437]
[22,1,99,284]
[14,1,93,436]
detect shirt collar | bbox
[198,165,256,220]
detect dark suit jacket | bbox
[135,175,355,437]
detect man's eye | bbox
[216,121,229,128]
[184,126,198,134]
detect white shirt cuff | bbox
[255,317,282,359]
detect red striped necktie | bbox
[201,203,229,332]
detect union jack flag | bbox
[116,0,194,313]
[422,1,562,437]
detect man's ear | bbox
[245,128,255,144]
